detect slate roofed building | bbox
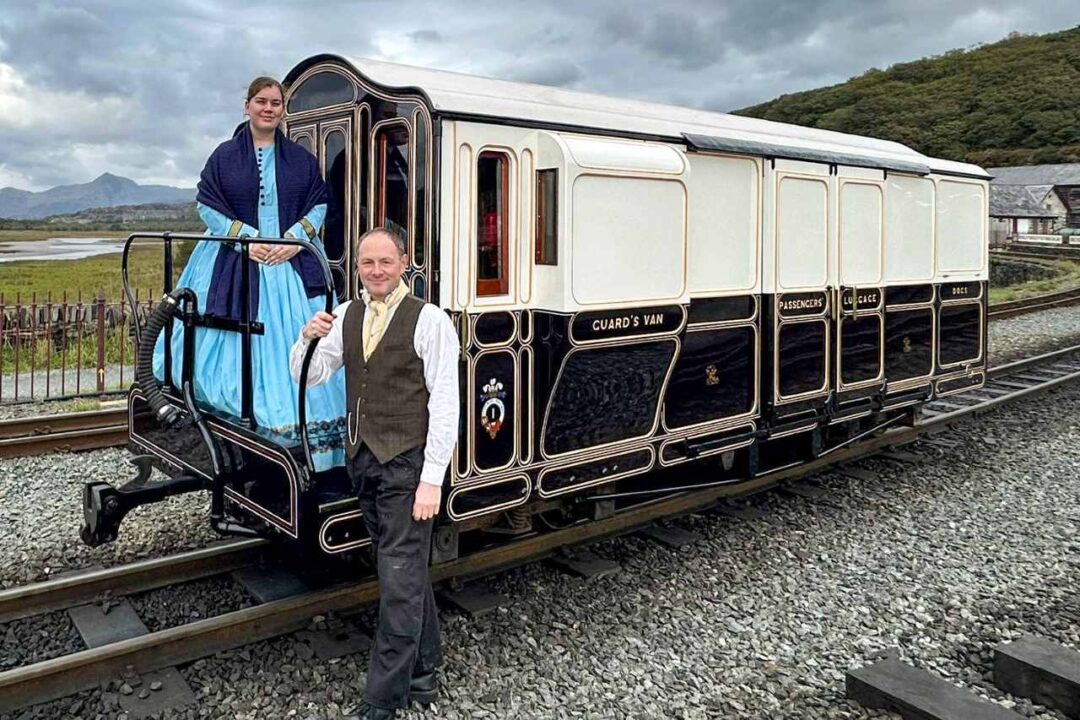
[988,164,1080,239]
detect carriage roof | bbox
[286,54,988,180]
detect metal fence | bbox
[0,291,155,405]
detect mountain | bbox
[733,26,1080,167]
[0,173,195,219]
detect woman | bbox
[154,76,346,471]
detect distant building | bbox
[988,164,1080,241]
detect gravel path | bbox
[0,365,133,409]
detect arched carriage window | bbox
[477,151,510,296]
[374,123,411,242]
[294,135,313,154]
[287,71,356,114]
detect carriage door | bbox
[833,167,885,418]
[771,161,832,430]
[370,106,433,301]
[289,114,355,301]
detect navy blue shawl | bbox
[197,124,329,321]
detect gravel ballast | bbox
[5,379,1077,720]
[1,306,1078,719]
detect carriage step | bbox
[847,657,1023,720]
[994,636,1080,718]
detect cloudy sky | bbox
[0,0,1075,191]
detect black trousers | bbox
[350,444,441,710]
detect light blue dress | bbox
[153,144,347,471]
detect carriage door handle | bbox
[458,311,471,361]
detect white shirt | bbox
[289,300,460,487]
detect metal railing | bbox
[0,290,155,404]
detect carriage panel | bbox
[542,339,676,457]
[570,175,686,305]
[935,179,986,275]
[686,154,760,295]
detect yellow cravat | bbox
[361,280,408,361]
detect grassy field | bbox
[0,230,197,300]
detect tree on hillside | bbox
[733,26,1080,166]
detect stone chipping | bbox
[1,307,1079,719]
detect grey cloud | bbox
[504,58,583,88]
[408,29,443,43]
[0,0,1077,190]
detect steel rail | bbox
[0,407,128,458]
[0,539,266,625]
[4,346,1080,712]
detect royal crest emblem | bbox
[705,363,720,386]
[479,377,507,440]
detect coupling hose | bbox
[136,288,194,427]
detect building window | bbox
[477,151,510,296]
[375,123,410,241]
[535,168,558,265]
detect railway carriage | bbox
[82,55,989,564]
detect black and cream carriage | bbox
[82,55,989,561]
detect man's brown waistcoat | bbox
[342,294,428,463]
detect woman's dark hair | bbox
[246,76,284,102]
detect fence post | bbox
[96,290,106,394]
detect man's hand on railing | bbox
[302,311,336,341]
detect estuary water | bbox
[0,237,125,263]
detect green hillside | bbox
[733,26,1080,167]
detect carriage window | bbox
[375,124,410,241]
[536,168,558,266]
[477,152,510,296]
[287,71,355,114]
[294,134,313,154]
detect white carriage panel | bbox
[884,175,934,283]
[570,175,686,305]
[455,141,473,309]
[776,176,829,290]
[935,179,987,276]
[838,182,883,286]
[438,122,459,308]
[532,131,570,311]
[687,154,760,294]
[563,136,686,175]
[518,148,535,304]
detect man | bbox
[290,227,459,720]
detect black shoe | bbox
[409,670,439,704]
[342,702,395,720]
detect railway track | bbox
[0,407,128,458]
[3,343,1080,713]
[987,284,1080,319]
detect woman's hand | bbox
[248,243,273,263]
[265,243,301,265]
[247,242,300,265]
